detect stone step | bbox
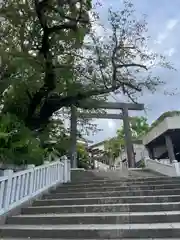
[33,194,180,206]
[44,188,180,199]
[53,183,180,193]
[71,175,168,182]
[71,177,109,181]
[69,176,167,182]
[1,223,180,238]
[7,211,180,225]
[62,178,180,188]
[22,202,180,214]
[1,239,179,240]
[128,169,165,176]
[71,179,110,182]
[67,177,170,183]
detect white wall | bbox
[145,158,180,177]
[114,144,149,166]
[143,116,180,145]
[134,144,149,162]
[166,116,180,130]
[94,160,109,170]
[158,159,171,164]
[143,118,169,145]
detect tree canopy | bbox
[117,116,150,141]
[0,0,173,131]
[0,113,44,166]
[0,0,174,166]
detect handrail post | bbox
[27,164,35,196]
[3,169,13,211]
[44,161,50,186]
[172,160,180,176]
[67,159,71,182]
[61,156,68,183]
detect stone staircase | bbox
[1,170,180,238]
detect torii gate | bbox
[69,100,144,169]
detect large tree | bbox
[0,0,173,131]
[104,137,123,165]
[117,116,150,141]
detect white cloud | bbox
[166,19,179,30]
[87,119,121,143]
[108,119,116,129]
[154,18,179,45]
[155,33,168,45]
[164,47,176,57]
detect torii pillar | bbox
[69,105,77,168]
[70,101,144,169]
[122,106,135,168]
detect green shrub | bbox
[0,113,44,165]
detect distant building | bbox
[88,111,180,167]
[143,112,180,163]
[88,140,106,152]
[89,138,148,168]
[114,139,149,166]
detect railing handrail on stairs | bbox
[145,158,180,177]
[0,156,71,216]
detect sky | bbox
[85,0,180,144]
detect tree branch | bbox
[26,0,86,123]
[48,1,89,24]
[26,79,142,129]
[49,22,77,33]
[26,0,54,123]
[116,63,148,70]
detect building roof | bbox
[143,112,180,145]
[89,140,106,149]
[149,111,180,131]
[89,138,143,150]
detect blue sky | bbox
[86,0,180,144]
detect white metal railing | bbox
[145,158,180,177]
[0,156,71,216]
[157,158,171,165]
